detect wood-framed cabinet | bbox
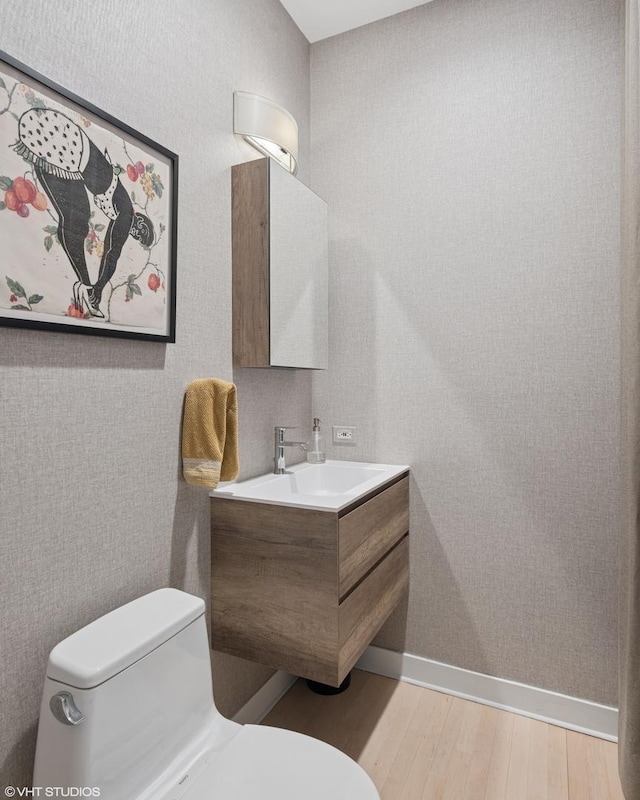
[231,157,328,369]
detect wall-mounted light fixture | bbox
[233,91,298,175]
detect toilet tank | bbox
[33,589,231,799]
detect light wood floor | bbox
[262,669,625,800]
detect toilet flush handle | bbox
[49,691,86,726]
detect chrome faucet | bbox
[274,426,307,474]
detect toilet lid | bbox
[181,724,379,800]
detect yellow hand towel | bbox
[182,378,239,489]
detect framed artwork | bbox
[0,50,178,342]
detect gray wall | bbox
[311,0,622,705]
[0,0,310,787]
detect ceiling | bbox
[279,0,434,43]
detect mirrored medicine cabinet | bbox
[231,158,328,369]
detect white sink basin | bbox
[211,460,409,511]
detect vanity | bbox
[210,461,409,687]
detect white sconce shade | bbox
[234,91,299,175]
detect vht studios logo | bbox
[4,789,100,798]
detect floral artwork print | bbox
[0,57,175,339]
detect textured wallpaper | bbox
[311,0,622,705]
[0,0,311,787]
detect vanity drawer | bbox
[338,476,409,597]
[338,535,409,680]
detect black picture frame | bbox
[0,50,178,342]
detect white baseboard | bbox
[232,670,297,725]
[357,646,618,742]
[231,648,618,742]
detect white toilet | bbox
[33,588,379,800]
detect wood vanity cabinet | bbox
[210,473,409,686]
